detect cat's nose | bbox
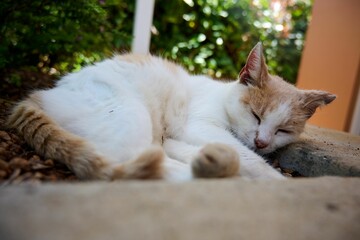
[254,138,268,149]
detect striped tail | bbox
[7,94,163,180]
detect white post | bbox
[132,0,155,54]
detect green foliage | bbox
[1,1,102,69]
[0,0,312,84]
[0,0,133,73]
[8,72,22,87]
[151,0,312,82]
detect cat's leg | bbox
[175,124,284,180]
[163,157,192,181]
[8,93,165,180]
[73,90,167,180]
[164,139,240,178]
[163,139,201,164]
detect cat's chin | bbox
[228,128,256,151]
[254,148,274,156]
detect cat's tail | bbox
[6,95,163,180]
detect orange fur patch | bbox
[242,75,309,134]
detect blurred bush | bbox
[152,0,312,82]
[0,0,312,84]
[0,0,133,74]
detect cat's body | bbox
[7,43,335,181]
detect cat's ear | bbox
[239,42,269,87]
[301,90,336,118]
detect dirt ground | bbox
[0,71,78,184]
[0,70,301,185]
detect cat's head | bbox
[227,42,336,154]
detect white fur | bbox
[258,102,297,154]
[38,55,288,181]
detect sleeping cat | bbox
[7,43,335,181]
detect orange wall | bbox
[296,0,360,131]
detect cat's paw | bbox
[112,146,164,180]
[192,143,240,178]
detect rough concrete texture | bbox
[269,125,360,176]
[0,177,359,240]
[1,126,359,240]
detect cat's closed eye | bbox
[275,129,293,135]
[252,111,261,125]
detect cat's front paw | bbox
[192,143,240,178]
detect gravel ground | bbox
[0,99,78,185]
[0,72,302,185]
[0,71,78,184]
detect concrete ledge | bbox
[268,125,360,176]
[0,177,359,240]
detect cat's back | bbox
[40,53,191,107]
[56,53,188,90]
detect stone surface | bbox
[269,125,360,177]
[0,177,359,240]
